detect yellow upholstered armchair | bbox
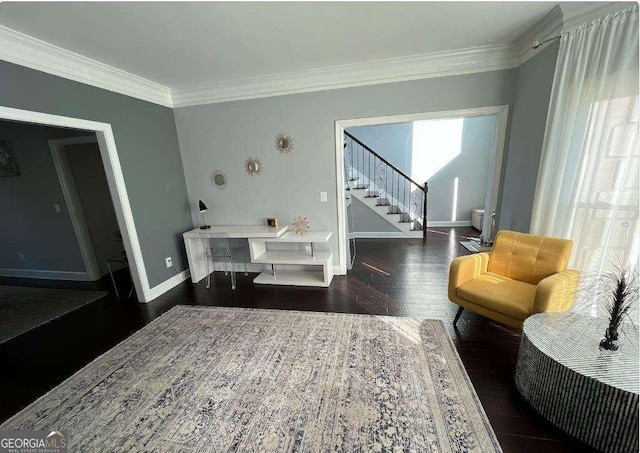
[448,230,580,328]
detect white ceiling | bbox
[0,2,558,88]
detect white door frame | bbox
[49,135,102,281]
[0,105,150,302]
[334,105,509,273]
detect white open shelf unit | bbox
[249,230,333,287]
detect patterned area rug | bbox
[1,306,501,452]
[0,286,107,344]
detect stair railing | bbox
[344,131,428,238]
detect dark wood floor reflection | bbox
[0,228,596,452]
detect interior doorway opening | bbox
[49,135,133,297]
[0,106,150,302]
[335,106,509,274]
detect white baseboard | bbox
[0,268,90,281]
[349,232,409,239]
[147,269,191,301]
[348,225,471,239]
[333,265,344,276]
[426,221,472,227]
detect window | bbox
[411,118,464,184]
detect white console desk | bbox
[183,225,333,287]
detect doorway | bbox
[0,105,150,302]
[49,136,129,293]
[334,106,509,274]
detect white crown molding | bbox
[0,23,519,109]
[516,5,564,66]
[171,44,519,107]
[516,3,634,66]
[0,25,172,107]
[2,3,630,109]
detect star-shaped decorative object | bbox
[292,216,310,235]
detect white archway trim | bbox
[0,106,152,302]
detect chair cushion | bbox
[457,272,536,321]
[488,230,573,285]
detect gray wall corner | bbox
[497,42,560,234]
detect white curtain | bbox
[530,7,639,284]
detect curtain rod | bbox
[533,5,637,49]
[532,33,562,49]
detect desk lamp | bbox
[198,200,211,229]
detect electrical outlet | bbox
[18,252,25,262]
[320,191,328,202]
[165,257,173,268]
[53,203,61,213]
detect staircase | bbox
[344,131,427,239]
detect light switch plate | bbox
[320,192,327,202]
[165,257,173,268]
[53,203,61,213]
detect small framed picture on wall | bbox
[266,217,279,228]
[0,140,19,177]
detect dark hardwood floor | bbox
[0,228,597,452]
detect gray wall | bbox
[0,121,87,273]
[0,60,193,287]
[427,116,496,222]
[498,43,559,233]
[349,197,399,233]
[346,122,413,175]
[174,70,517,264]
[66,142,123,276]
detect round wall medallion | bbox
[275,133,294,154]
[210,170,228,190]
[244,157,263,176]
